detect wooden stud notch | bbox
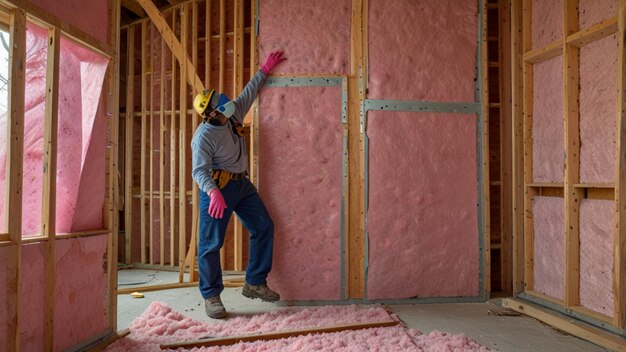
[160,321,400,349]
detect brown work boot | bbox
[205,295,227,319]
[242,282,280,302]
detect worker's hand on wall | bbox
[208,188,227,219]
[261,51,287,74]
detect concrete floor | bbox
[117,269,609,351]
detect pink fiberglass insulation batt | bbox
[580,0,617,30]
[532,0,563,49]
[579,35,617,184]
[258,0,350,74]
[366,111,479,300]
[259,86,343,300]
[104,302,492,352]
[0,247,10,349]
[20,243,46,352]
[368,0,476,102]
[532,196,564,300]
[54,236,108,351]
[532,55,563,183]
[28,0,108,43]
[579,200,615,317]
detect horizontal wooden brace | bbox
[523,39,562,64]
[566,17,618,47]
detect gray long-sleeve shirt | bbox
[191,70,267,194]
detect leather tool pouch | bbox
[212,170,231,189]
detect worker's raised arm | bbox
[233,51,287,119]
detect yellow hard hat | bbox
[193,89,216,116]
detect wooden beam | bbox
[136,0,204,94]
[140,20,148,264]
[170,8,177,267]
[160,25,166,268]
[42,26,60,352]
[346,0,366,299]
[116,281,197,294]
[563,0,580,308]
[523,39,563,64]
[499,0,513,294]
[106,0,122,332]
[124,24,135,265]
[178,3,189,277]
[218,0,226,269]
[122,0,146,17]
[502,298,626,351]
[190,0,199,281]
[233,0,244,272]
[149,22,155,265]
[511,0,526,295]
[522,0,534,293]
[480,0,491,296]
[5,8,26,351]
[160,321,400,349]
[204,0,211,87]
[615,0,626,330]
[566,17,618,48]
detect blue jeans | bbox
[198,177,274,299]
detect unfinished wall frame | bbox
[0,0,120,350]
[119,0,256,282]
[508,0,626,347]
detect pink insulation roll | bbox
[20,243,45,351]
[532,55,563,183]
[368,0,477,102]
[260,86,344,300]
[258,0,350,75]
[366,111,479,300]
[27,0,109,44]
[532,196,564,300]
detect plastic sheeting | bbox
[0,22,109,236]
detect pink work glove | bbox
[261,51,287,74]
[208,188,227,219]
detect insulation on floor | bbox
[366,111,479,300]
[579,200,615,317]
[532,196,564,300]
[259,86,344,300]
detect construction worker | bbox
[191,51,287,319]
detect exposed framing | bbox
[1,0,121,349]
[512,0,626,345]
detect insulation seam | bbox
[363,99,481,114]
[264,76,343,87]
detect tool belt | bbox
[212,170,247,189]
